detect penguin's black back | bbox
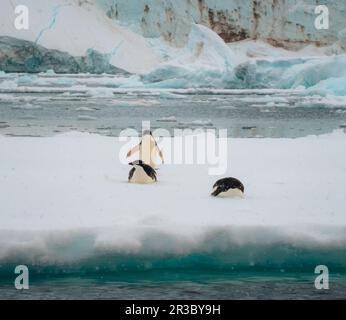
[212,177,244,196]
[141,163,157,181]
[129,161,157,181]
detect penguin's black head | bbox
[143,130,152,136]
[239,184,244,193]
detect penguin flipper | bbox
[128,167,135,181]
[142,163,157,182]
[127,144,140,158]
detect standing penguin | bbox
[128,160,157,184]
[211,177,244,197]
[126,130,164,169]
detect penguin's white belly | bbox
[215,187,243,198]
[129,167,155,184]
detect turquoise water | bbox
[1,272,345,299]
[1,246,346,299]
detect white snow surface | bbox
[1,131,346,263]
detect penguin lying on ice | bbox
[128,160,157,184]
[211,177,244,197]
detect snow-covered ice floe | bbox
[1,70,346,103]
[0,130,346,274]
[182,119,214,126]
[156,116,177,122]
[2,71,346,109]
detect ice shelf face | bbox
[0,36,129,74]
[0,0,346,94]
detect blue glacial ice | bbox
[0,0,346,95]
[308,76,346,96]
[0,36,130,74]
[231,54,346,91]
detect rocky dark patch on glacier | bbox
[0,37,130,75]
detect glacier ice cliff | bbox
[0,36,129,74]
[141,24,237,88]
[99,0,346,49]
[232,54,346,90]
[0,0,346,94]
